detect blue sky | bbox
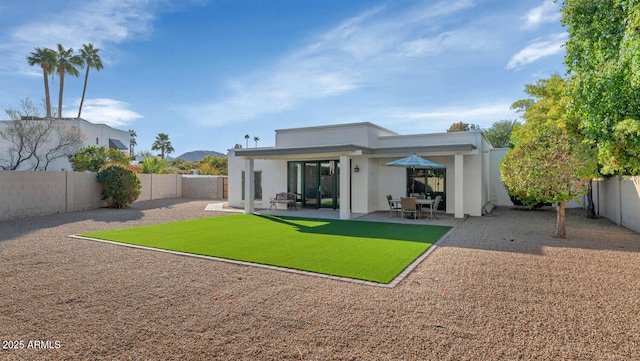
[0,0,566,156]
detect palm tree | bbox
[129,129,137,155]
[27,47,57,118]
[151,133,174,159]
[77,43,103,118]
[244,134,250,148]
[254,136,260,148]
[54,44,83,119]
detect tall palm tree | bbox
[27,47,57,118]
[244,134,250,148]
[77,43,103,119]
[254,136,260,148]
[129,129,137,155]
[151,133,174,159]
[54,44,83,119]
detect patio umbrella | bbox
[384,154,445,169]
[385,154,445,193]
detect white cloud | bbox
[387,102,518,132]
[0,0,165,76]
[523,0,561,30]
[65,98,143,127]
[192,0,481,126]
[507,33,567,69]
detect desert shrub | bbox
[96,163,141,208]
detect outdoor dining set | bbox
[384,153,445,220]
[386,194,442,220]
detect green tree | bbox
[69,146,129,172]
[197,155,228,175]
[97,163,141,208]
[447,121,480,132]
[562,1,640,175]
[501,75,598,238]
[500,126,597,238]
[26,47,57,118]
[482,119,520,148]
[77,43,103,119]
[54,44,83,120]
[151,133,174,159]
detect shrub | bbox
[97,163,141,208]
[70,146,129,172]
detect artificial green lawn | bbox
[80,214,451,284]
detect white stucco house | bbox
[228,122,512,219]
[0,117,130,171]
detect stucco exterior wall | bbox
[490,148,513,206]
[591,176,640,233]
[0,118,130,171]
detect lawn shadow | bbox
[255,214,451,244]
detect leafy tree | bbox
[96,163,141,208]
[26,47,57,118]
[197,155,228,175]
[501,75,598,238]
[500,126,597,238]
[483,119,520,148]
[69,146,129,172]
[171,158,196,172]
[1,98,85,170]
[447,121,480,132]
[77,43,103,118]
[54,44,83,120]
[151,133,174,159]
[562,1,640,175]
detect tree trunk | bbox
[42,65,52,118]
[555,202,566,239]
[78,67,90,118]
[586,179,596,219]
[57,66,64,120]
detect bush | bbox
[69,146,129,172]
[96,163,141,208]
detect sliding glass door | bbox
[288,160,339,209]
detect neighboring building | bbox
[0,117,130,171]
[228,122,511,220]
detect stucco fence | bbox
[0,171,227,221]
[590,176,640,233]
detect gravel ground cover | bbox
[1,198,639,360]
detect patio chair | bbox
[410,193,426,199]
[386,195,401,217]
[400,197,419,219]
[431,195,442,219]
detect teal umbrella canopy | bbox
[385,154,445,169]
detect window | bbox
[241,171,262,200]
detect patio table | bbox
[417,198,436,219]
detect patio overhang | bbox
[233,143,476,160]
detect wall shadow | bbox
[0,198,207,243]
[435,207,640,255]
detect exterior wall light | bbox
[354,165,360,172]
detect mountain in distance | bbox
[175,150,227,162]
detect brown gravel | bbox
[1,198,639,360]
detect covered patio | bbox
[227,122,504,220]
